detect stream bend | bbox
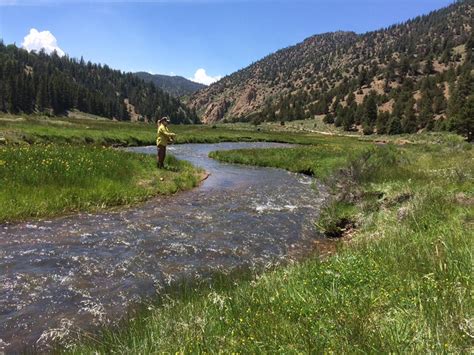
[0,142,329,352]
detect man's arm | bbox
[164,127,176,139]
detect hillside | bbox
[188,0,473,139]
[134,72,206,97]
[0,44,199,124]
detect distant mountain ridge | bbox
[134,72,206,97]
[188,0,473,139]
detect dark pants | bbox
[157,145,166,168]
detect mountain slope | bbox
[0,44,199,124]
[190,31,359,122]
[134,72,206,97]
[188,0,473,138]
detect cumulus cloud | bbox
[22,28,65,56]
[189,68,221,86]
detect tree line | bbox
[0,42,199,124]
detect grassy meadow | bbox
[68,132,473,353]
[0,144,202,222]
[0,115,208,222]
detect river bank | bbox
[69,135,473,353]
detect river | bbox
[0,142,329,353]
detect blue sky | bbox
[0,0,454,84]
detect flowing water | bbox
[0,142,330,353]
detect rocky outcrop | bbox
[202,99,231,123]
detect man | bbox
[156,116,176,169]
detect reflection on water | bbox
[0,142,329,353]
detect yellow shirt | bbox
[156,124,176,147]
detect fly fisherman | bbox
[156,116,176,169]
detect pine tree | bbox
[424,57,435,75]
[465,31,474,63]
[352,104,362,125]
[334,106,343,127]
[458,95,474,141]
[401,99,417,133]
[358,68,369,87]
[347,92,356,106]
[387,114,402,134]
[363,91,378,132]
[399,55,411,77]
[432,84,447,114]
[323,113,334,124]
[362,121,374,135]
[376,111,390,134]
[342,106,355,131]
[35,76,48,112]
[448,66,473,133]
[418,90,434,128]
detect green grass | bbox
[209,143,366,179]
[67,134,473,353]
[0,114,156,146]
[0,144,202,222]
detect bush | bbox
[323,113,334,124]
[362,122,374,135]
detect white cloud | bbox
[189,68,221,86]
[22,28,65,56]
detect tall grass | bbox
[69,138,473,353]
[0,145,201,222]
